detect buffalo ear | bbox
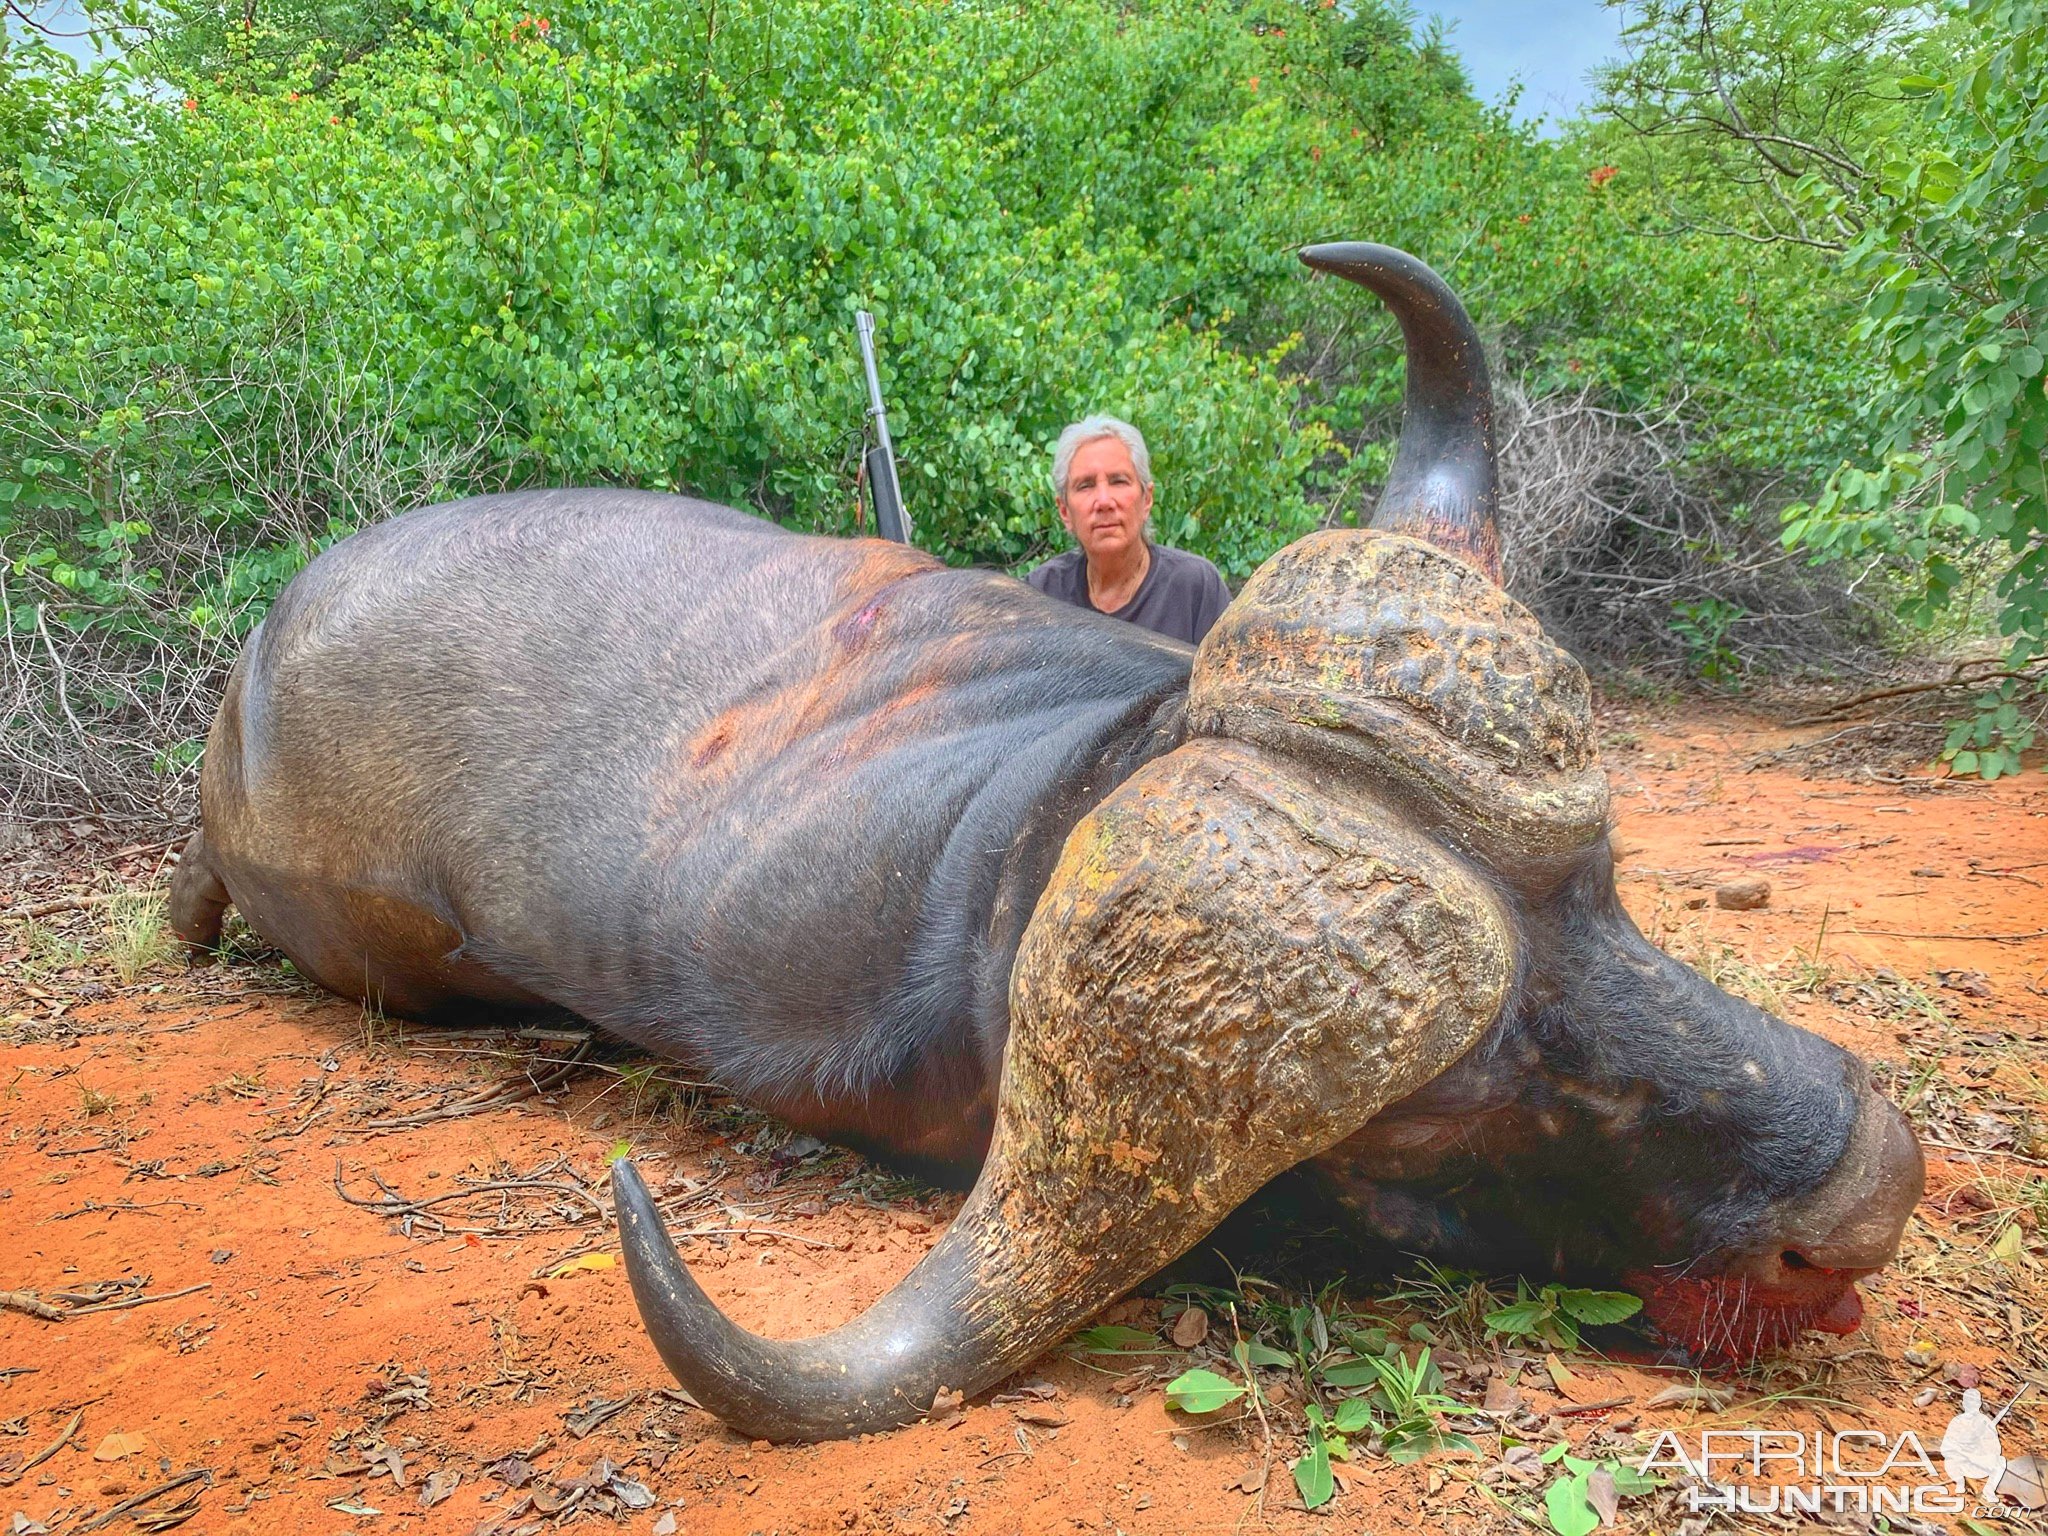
[1191,530,1609,861]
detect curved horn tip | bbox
[1298,241,1426,282]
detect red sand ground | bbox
[3,702,2045,1535]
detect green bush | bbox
[0,0,1972,818]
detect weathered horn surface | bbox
[1189,530,1610,861]
[617,735,1511,1441]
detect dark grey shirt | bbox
[1026,544,1231,646]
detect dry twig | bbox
[0,1407,82,1486]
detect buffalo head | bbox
[612,242,1923,1439]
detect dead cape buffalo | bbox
[170,242,1923,1443]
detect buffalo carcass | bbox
[170,243,1923,1443]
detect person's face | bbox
[1058,437,1153,564]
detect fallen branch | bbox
[668,1224,840,1249]
[1787,661,2043,727]
[333,1163,608,1223]
[2,1282,214,1321]
[1552,1395,1634,1416]
[109,836,191,861]
[0,1407,83,1486]
[1848,928,2048,944]
[71,1282,212,1316]
[77,1468,214,1533]
[0,1290,66,1320]
[50,1198,206,1221]
[359,1036,592,1131]
[1,891,125,922]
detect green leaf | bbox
[1319,1359,1383,1388]
[1609,1462,1660,1497]
[1484,1301,1550,1337]
[1294,1427,1334,1509]
[1331,1397,1374,1434]
[1553,1289,1643,1326]
[1067,1325,1165,1354]
[1164,1368,1246,1414]
[1243,1340,1293,1368]
[1545,1472,1599,1536]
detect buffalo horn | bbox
[615,736,1511,1442]
[1298,242,1502,581]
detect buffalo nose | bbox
[1774,1093,1925,1274]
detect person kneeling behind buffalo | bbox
[1026,415,1230,646]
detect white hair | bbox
[1052,415,1153,500]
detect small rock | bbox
[1715,876,1771,911]
[1904,1340,1939,1367]
[1914,1387,1938,1408]
[1911,866,1943,878]
[891,1211,931,1233]
[1684,894,1709,910]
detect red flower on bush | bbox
[182,97,198,112]
[1590,165,1618,187]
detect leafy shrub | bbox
[0,0,1943,819]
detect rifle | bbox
[855,310,911,544]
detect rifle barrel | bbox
[855,311,911,544]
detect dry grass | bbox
[0,348,518,830]
[101,889,176,984]
[1491,384,1887,676]
[17,917,91,978]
